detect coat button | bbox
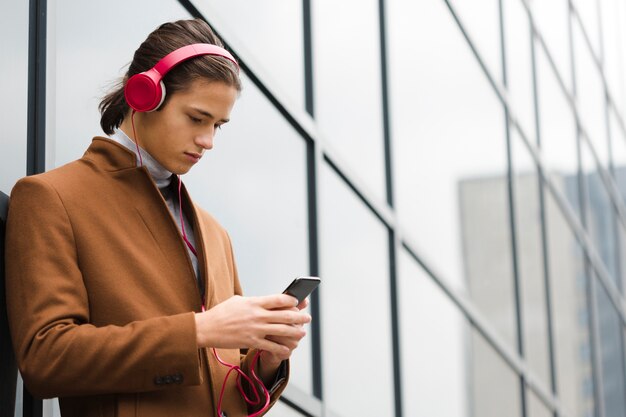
[164,375,174,384]
[154,376,164,385]
[173,373,183,384]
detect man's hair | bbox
[99,18,241,135]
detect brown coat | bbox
[5,137,288,417]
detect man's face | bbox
[135,79,238,175]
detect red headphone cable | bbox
[131,118,271,417]
[130,110,144,167]
[201,304,270,417]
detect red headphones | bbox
[124,43,239,113]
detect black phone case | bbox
[283,277,320,303]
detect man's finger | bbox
[256,294,298,309]
[296,298,309,310]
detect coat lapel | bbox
[179,183,216,309]
[117,167,202,311]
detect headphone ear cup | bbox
[153,80,166,112]
[124,70,164,112]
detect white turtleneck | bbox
[109,128,173,188]
[109,128,201,289]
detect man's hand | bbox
[194,294,311,358]
[257,297,310,384]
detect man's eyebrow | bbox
[189,106,230,123]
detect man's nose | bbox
[195,133,213,150]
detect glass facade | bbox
[2,0,626,416]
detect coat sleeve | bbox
[225,232,290,415]
[5,176,203,399]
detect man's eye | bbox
[189,116,202,124]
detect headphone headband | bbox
[124,43,239,112]
[153,43,239,77]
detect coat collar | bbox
[82,136,139,171]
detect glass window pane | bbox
[188,75,311,394]
[269,401,308,417]
[470,328,522,417]
[528,388,553,417]
[199,0,305,111]
[0,0,28,195]
[536,46,580,216]
[610,107,626,200]
[447,0,501,78]
[608,108,626,294]
[48,0,191,167]
[398,249,469,416]
[599,0,626,118]
[319,163,394,417]
[571,0,601,58]
[313,0,386,203]
[42,398,60,417]
[458,172,518,346]
[618,223,626,295]
[594,277,626,417]
[530,0,571,89]
[581,140,619,285]
[574,23,609,169]
[511,128,551,386]
[14,375,23,417]
[503,0,535,137]
[545,191,596,417]
[388,0,517,348]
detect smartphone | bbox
[283,276,321,304]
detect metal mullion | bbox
[306,139,323,401]
[25,0,46,415]
[386,229,402,417]
[280,384,323,417]
[569,2,603,72]
[578,130,626,228]
[303,0,314,117]
[594,0,605,68]
[598,0,626,413]
[608,208,626,417]
[300,0,324,401]
[499,0,528,415]
[578,184,607,417]
[529,7,559,413]
[26,0,46,176]
[377,1,402,416]
[379,0,393,209]
[577,136,608,417]
[569,2,607,414]
[321,154,392,229]
[607,104,626,162]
